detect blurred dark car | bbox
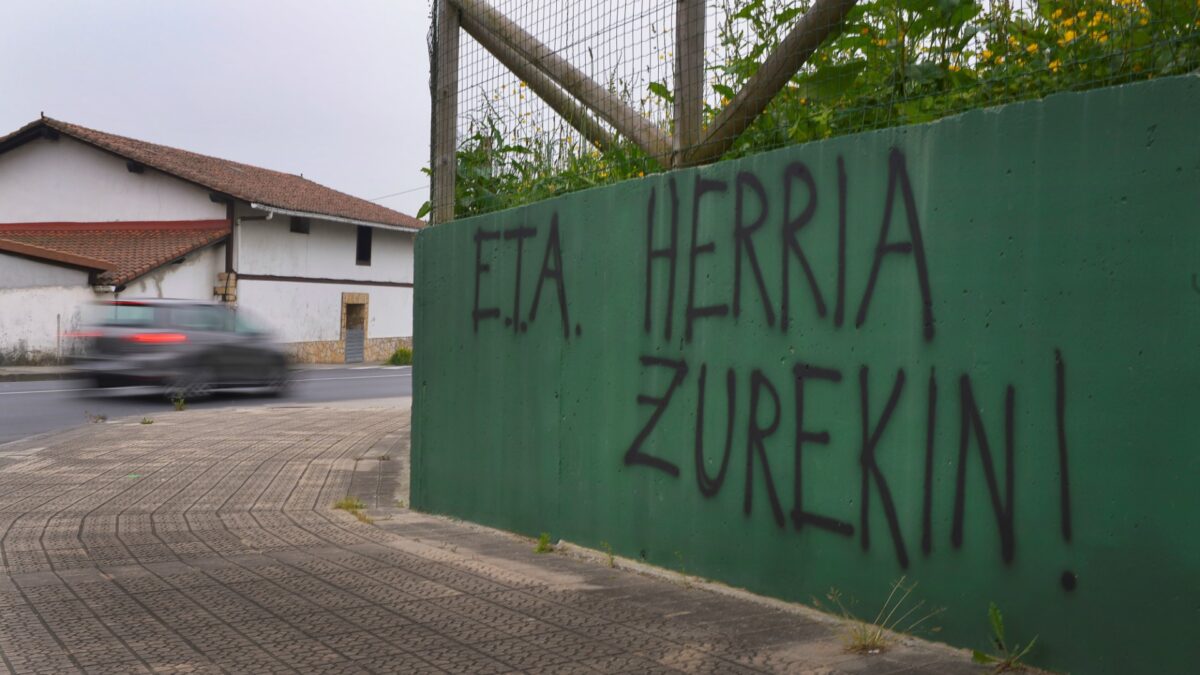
[72,299,291,397]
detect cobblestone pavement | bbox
[0,403,978,674]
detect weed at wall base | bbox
[815,577,944,655]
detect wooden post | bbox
[683,0,859,166]
[432,0,460,224]
[450,0,671,163]
[460,14,615,152]
[673,0,705,168]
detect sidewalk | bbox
[0,401,981,674]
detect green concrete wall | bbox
[413,75,1200,674]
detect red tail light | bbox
[126,332,188,344]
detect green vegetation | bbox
[334,496,367,511]
[171,394,186,411]
[387,347,413,366]
[973,602,1038,672]
[600,540,615,568]
[333,496,373,524]
[428,0,1199,219]
[816,577,944,654]
[534,532,554,553]
[140,417,154,425]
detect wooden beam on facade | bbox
[460,14,615,153]
[672,0,706,168]
[449,0,671,162]
[682,0,859,166]
[432,0,460,224]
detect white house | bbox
[0,117,424,364]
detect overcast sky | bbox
[0,0,433,217]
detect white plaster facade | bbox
[120,244,225,300]
[0,136,223,223]
[0,131,417,363]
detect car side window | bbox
[172,306,228,332]
[233,312,262,335]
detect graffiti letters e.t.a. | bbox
[472,214,578,339]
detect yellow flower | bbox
[1063,16,1075,27]
[1077,9,1086,18]
[995,55,1005,64]
[875,38,887,47]
[1139,17,1148,26]
[1097,32,1109,43]
[948,64,961,72]
[982,48,993,59]
[1063,29,1077,42]
[1026,43,1039,54]
[519,81,527,88]
[1052,8,1063,19]
[1007,35,1019,46]
[1049,59,1062,73]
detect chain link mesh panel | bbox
[433,0,1200,218]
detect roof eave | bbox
[248,203,422,233]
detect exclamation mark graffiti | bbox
[1056,349,1077,592]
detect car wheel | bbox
[167,367,214,401]
[265,366,291,397]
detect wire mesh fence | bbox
[429,0,1200,220]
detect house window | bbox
[356,226,372,265]
[290,217,310,234]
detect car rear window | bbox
[88,303,158,327]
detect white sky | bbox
[0,0,433,217]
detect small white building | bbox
[0,117,424,364]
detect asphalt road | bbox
[0,366,412,444]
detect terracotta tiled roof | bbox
[0,118,424,230]
[0,221,229,286]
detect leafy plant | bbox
[436,0,1199,220]
[171,394,186,411]
[534,532,554,553]
[973,602,1038,672]
[816,576,944,654]
[600,540,615,568]
[387,347,413,366]
[334,496,367,511]
[140,417,154,425]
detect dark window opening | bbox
[356,225,372,265]
[290,217,310,234]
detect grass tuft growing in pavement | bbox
[534,532,554,553]
[334,497,366,511]
[333,496,373,524]
[816,576,943,655]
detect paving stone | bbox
[0,404,978,674]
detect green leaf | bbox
[972,650,996,664]
[647,81,674,103]
[988,602,1005,644]
[415,201,431,219]
[791,59,867,101]
[712,83,736,99]
[773,7,804,26]
[732,0,764,21]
